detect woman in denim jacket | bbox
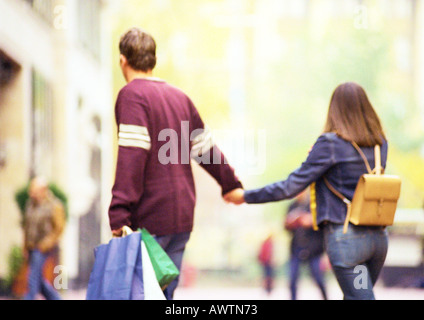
[226,82,389,300]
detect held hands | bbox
[224,188,245,205]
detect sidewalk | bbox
[4,276,423,300]
[60,282,424,300]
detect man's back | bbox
[109,28,243,299]
[109,78,242,236]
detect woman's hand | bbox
[224,188,245,205]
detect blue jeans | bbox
[24,249,62,300]
[154,232,191,300]
[261,264,274,294]
[323,223,388,300]
[289,255,327,300]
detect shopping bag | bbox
[140,228,179,289]
[141,240,166,300]
[86,231,144,300]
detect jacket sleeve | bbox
[244,134,335,204]
[189,101,243,195]
[38,201,66,253]
[108,88,151,231]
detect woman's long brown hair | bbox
[323,82,386,147]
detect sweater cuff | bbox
[109,208,132,231]
[222,180,243,196]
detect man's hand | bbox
[112,226,133,237]
[224,188,245,205]
[112,227,123,237]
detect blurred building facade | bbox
[0,0,114,288]
[417,0,424,141]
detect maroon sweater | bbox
[109,78,243,236]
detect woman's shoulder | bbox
[316,132,347,144]
[312,133,354,157]
[319,132,337,140]
[381,137,389,147]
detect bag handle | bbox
[122,226,133,236]
[374,145,382,175]
[112,226,133,238]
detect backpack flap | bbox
[362,175,401,200]
[350,174,401,226]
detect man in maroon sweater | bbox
[109,28,243,299]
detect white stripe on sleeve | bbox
[191,126,214,156]
[118,124,151,150]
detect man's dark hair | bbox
[119,28,157,72]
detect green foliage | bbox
[1,246,25,294]
[14,184,30,217]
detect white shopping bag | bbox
[141,240,166,300]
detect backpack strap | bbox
[323,178,352,234]
[374,145,382,175]
[319,142,382,234]
[351,141,372,174]
[323,178,350,204]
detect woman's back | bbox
[311,132,388,226]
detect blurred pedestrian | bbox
[284,191,327,300]
[258,234,275,295]
[23,176,66,300]
[226,82,390,300]
[109,28,243,300]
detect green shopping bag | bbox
[139,228,180,289]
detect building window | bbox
[31,69,54,178]
[77,0,101,59]
[0,51,20,86]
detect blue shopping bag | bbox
[86,231,144,300]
